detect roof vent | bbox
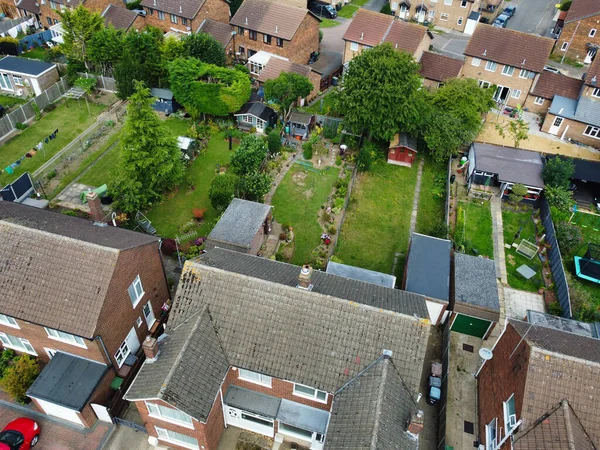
[559,107,564,114]
[592,75,597,86]
[522,58,526,66]
[179,5,182,13]
[360,32,364,40]
[153,0,156,6]
[383,349,393,358]
[483,49,487,56]
[275,25,278,33]
[297,265,313,290]
[245,17,248,25]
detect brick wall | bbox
[555,16,600,63]
[145,0,229,34]
[249,228,265,255]
[541,112,600,147]
[308,70,321,100]
[477,324,530,449]
[392,0,475,32]
[35,66,60,92]
[479,0,504,23]
[0,1,19,18]
[414,33,432,61]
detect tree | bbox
[380,3,393,14]
[424,78,495,161]
[112,82,184,214]
[0,355,39,403]
[74,77,97,115]
[545,185,574,213]
[495,113,530,148]
[263,72,313,120]
[230,0,243,15]
[555,220,583,251]
[356,142,378,172]
[240,172,272,201]
[59,4,104,70]
[209,173,238,211]
[230,134,268,176]
[543,156,574,189]
[182,33,226,66]
[87,25,124,76]
[162,35,186,63]
[267,130,282,155]
[336,43,426,141]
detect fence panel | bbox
[539,194,572,317]
[0,116,12,137]
[77,73,117,93]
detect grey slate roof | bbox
[235,102,276,122]
[574,96,600,128]
[151,88,174,100]
[126,255,430,422]
[207,199,272,248]
[454,253,499,313]
[200,248,429,318]
[405,233,451,302]
[326,261,396,288]
[326,357,418,450]
[26,352,107,411]
[0,202,158,338]
[471,143,545,188]
[0,56,55,76]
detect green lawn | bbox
[0,101,107,185]
[20,48,50,61]
[320,18,340,28]
[459,200,494,259]
[350,0,370,5]
[145,131,234,238]
[337,4,359,18]
[302,90,341,117]
[271,164,340,265]
[502,207,543,292]
[0,94,26,109]
[335,158,418,277]
[77,131,123,188]
[416,157,446,236]
[164,117,192,136]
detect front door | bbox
[584,48,597,64]
[549,116,563,135]
[417,9,426,22]
[493,86,510,103]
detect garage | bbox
[34,398,83,425]
[451,313,492,338]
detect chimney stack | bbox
[86,191,104,223]
[407,410,424,436]
[143,336,159,360]
[297,265,313,290]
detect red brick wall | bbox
[144,0,229,34]
[477,324,530,449]
[555,16,600,63]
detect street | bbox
[506,0,557,37]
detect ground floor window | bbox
[241,413,273,428]
[0,332,36,355]
[478,80,491,88]
[279,423,323,442]
[155,427,199,449]
[584,125,600,139]
[534,97,544,105]
[440,13,449,20]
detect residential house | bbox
[0,201,170,427]
[467,143,545,200]
[125,248,431,450]
[0,56,58,96]
[325,261,397,288]
[13,0,40,25]
[17,0,116,29]
[205,199,273,254]
[477,0,503,24]
[390,0,477,32]
[387,133,418,167]
[477,318,600,449]
[342,9,432,65]
[230,0,320,65]
[0,0,19,18]
[547,155,600,209]
[555,0,600,64]
[151,87,180,115]
[197,18,234,57]
[403,233,451,325]
[450,253,499,339]
[142,0,229,35]
[461,25,554,107]
[256,57,322,102]
[233,101,278,134]
[419,51,463,89]
[101,4,143,32]
[523,70,584,113]
[540,57,600,147]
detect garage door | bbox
[34,398,83,426]
[451,314,491,338]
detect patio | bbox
[504,287,545,319]
[216,426,310,450]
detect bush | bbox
[279,232,287,240]
[161,238,178,256]
[558,0,571,10]
[555,220,582,251]
[209,174,238,211]
[356,142,378,172]
[15,122,28,130]
[44,103,57,112]
[319,30,323,43]
[430,219,449,239]
[267,130,282,155]
[303,140,313,159]
[0,354,40,403]
[192,208,207,220]
[543,157,574,189]
[323,123,338,139]
[548,301,563,316]
[454,206,465,249]
[0,349,16,378]
[328,225,337,235]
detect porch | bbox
[217,426,310,450]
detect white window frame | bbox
[534,96,544,105]
[486,418,498,450]
[238,369,272,387]
[170,14,177,24]
[136,317,143,328]
[0,332,37,355]
[114,339,130,368]
[589,28,596,37]
[158,10,165,20]
[584,125,600,139]
[561,42,568,51]
[511,89,521,99]
[44,348,57,359]
[293,383,328,403]
[485,60,497,72]
[592,87,600,98]
[391,2,398,10]
[502,65,515,76]
[471,57,481,67]
[440,12,449,20]
[460,0,467,6]
[45,327,87,348]
[519,69,531,79]
[128,275,145,308]
[155,426,199,450]
[503,394,517,431]
[350,42,359,52]
[429,10,435,18]
[0,314,19,329]
[143,301,156,328]
[444,0,452,5]
[146,402,194,429]
[457,16,463,25]
[478,80,491,88]
[12,76,23,86]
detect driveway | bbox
[506,0,557,37]
[0,399,113,450]
[320,18,351,53]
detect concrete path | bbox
[431,29,470,59]
[409,158,425,236]
[504,287,545,320]
[490,196,508,284]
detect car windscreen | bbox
[0,431,24,447]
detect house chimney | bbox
[143,335,159,360]
[297,265,313,290]
[86,191,104,222]
[407,410,424,436]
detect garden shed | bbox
[387,133,418,167]
[451,253,500,339]
[150,88,180,115]
[234,102,277,134]
[287,111,314,140]
[205,199,273,255]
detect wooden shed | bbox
[388,133,418,167]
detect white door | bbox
[91,403,112,423]
[549,116,563,135]
[256,119,265,133]
[125,327,140,354]
[143,302,156,328]
[224,406,274,437]
[584,49,596,64]
[35,398,83,425]
[417,9,426,22]
[0,73,12,91]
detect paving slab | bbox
[504,287,545,320]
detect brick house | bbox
[20,0,117,29]
[342,9,431,65]
[256,57,323,102]
[523,70,584,113]
[197,18,234,57]
[0,201,170,427]
[125,248,431,450]
[419,50,463,89]
[477,318,600,449]
[477,0,503,24]
[390,0,478,32]
[141,0,229,35]
[461,25,554,108]
[555,0,600,64]
[101,4,144,32]
[230,0,320,66]
[0,56,58,97]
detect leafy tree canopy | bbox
[59,4,104,69]
[230,0,243,15]
[87,25,124,76]
[162,35,186,62]
[239,172,272,201]
[209,173,239,211]
[230,134,268,176]
[264,72,313,119]
[543,156,574,189]
[182,33,226,66]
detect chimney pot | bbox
[86,191,104,223]
[297,265,313,290]
[407,409,425,436]
[143,335,159,360]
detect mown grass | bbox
[416,157,447,236]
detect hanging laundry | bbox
[49,134,55,140]
[26,153,32,158]
[4,166,13,174]
[14,160,21,166]
[18,155,25,162]
[44,137,49,144]
[36,142,43,151]
[30,149,36,156]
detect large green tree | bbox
[59,4,104,70]
[209,173,239,211]
[543,156,574,189]
[230,134,268,176]
[230,0,243,15]
[424,78,495,161]
[182,33,226,66]
[112,82,184,214]
[87,25,124,76]
[336,43,426,140]
[264,72,313,119]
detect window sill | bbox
[47,335,87,349]
[149,414,195,430]
[131,293,145,309]
[292,392,328,404]
[0,322,20,330]
[583,134,600,140]
[2,343,37,356]
[157,436,198,450]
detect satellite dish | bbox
[479,348,493,360]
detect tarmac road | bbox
[506,0,558,37]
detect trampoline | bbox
[574,243,600,284]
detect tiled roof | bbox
[309,49,343,77]
[454,253,499,313]
[530,71,584,100]
[575,96,600,127]
[140,0,207,20]
[463,25,554,73]
[419,51,463,82]
[197,18,234,48]
[230,0,315,41]
[384,20,428,56]
[0,202,157,338]
[326,357,418,450]
[256,58,312,83]
[126,256,431,421]
[585,57,600,87]
[207,199,272,248]
[565,0,600,22]
[15,0,40,14]
[102,4,139,31]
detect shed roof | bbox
[419,51,463,82]
[530,71,584,100]
[389,133,417,151]
[309,50,343,77]
[0,56,55,76]
[405,233,451,301]
[151,87,173,100]
[454,253,500,315]
[290,111,313,124]
[325,261,396,288]
[27,352,107,411]
[197,18,234,48]
[471,143,545,188]
[15,0,40,14]
[102,4,139,30]
[207,199,272,248]
[234,101,276,121]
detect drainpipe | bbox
[560,21,579,65]
[94,335,114,369]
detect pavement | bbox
[491,196,508,284]
[506,0,557,37]
[504,287,545,319]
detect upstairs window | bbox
[263,34,271,45]
[502,65,515,76]
[350,42,359,51]
[249,30,257,41]
[45,328,86,347]
[0,314,19,329]
[485,60,497,72]
[128,275,144,308]
[170,14,177,24]
[181,17,187,26]
[471,57,481,66]
[146,402,194,428]
[276,38,284,47]
[293,383,328,403]
[238,26,244,34]
[519,69,532,79]
[239,369,272,387]
[592,87,600,98]
[503,394,517,431]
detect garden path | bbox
[491,196,508,284]
[408,158,425,236]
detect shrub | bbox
[31,102,41,121]
[555,220,582,251]
[334,197,344,209]
[380,3,393,14]
[209,173,238,211]
[0,354,40,403]
[335,156,342,166]
[15,122,28,130]
[0,349,16,378]
[267,130,282,155]
[548,301,563,316]
[303,141,313,159]
[543,157,574,189]
[186,245,203,259]
[430,219,449,239]
[279,232,287,240]
[328,225,337,235]
[356,142,378,172]
[161,238,178,256]
[192,207,207,220]
[454,206,465,249]
[44,103,57,112]
[46,170,57,181]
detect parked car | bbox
[0,418,40,450]
[543,65,561,74]
[308,1,337,18]
[503,4,516,17]
[493,14,510,28]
